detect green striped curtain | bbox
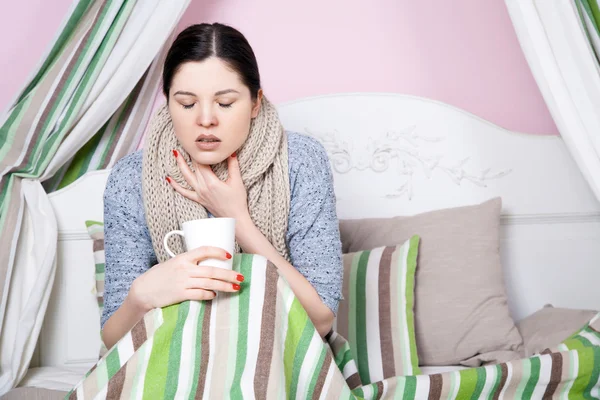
[42,59,161,192]
[576,0,600,61]
[0,0,189,393]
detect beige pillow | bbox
[339,197,523,366]
[1,388,67,399]
[517,304,598,357]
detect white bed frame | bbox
[35,93,600,371]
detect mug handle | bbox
[163,230,185,258]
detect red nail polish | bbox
[165,176,172,183]
[232,284,241,291]
[237,274,244,282]
[172,149,178,158]
[231,152,237,158]
[226,252,232,259]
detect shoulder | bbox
[285,132,335,198]
[108,150,143,180]
[104,150,143,201]
[286,131,331,176]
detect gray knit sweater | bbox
[101,132,343,328]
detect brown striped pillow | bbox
[85,220,108,356]
[335,235,421,385]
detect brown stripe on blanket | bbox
[346,372,362,390]
[375,381,385,400]
[131,319,147,351]
[194,300,213,399]
[93,239,104,252]
[378,246,394,378]
[254,262,279,398]
[543,352,563,399]
[312,351,333,400]
[106,364,126,399]
[328,332,348,357]
[492,364,509,400]
[337,255,354,340]
[68,389,78,400]
[428,374,443,400]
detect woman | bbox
[101,23,343,349]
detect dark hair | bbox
[162,23,261,100]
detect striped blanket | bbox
[66,254,600,399]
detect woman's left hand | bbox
[168,151,250,221]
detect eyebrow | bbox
[173,89,240,97]
[173,90,196,96]
[215,89,240,96]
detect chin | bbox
[189,150,228,166]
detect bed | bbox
[22,93,600,394]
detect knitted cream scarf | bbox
[142,97,290,264]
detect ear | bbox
[251,89,263,118]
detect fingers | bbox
[226,152,242,183]
[184,288,216,301]
[186,277,241,292]
[166,177,201,202]
[185,246,232,263]
[188,263,244,284]
[173,150,203,191]
[193,161,221,189]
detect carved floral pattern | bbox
[304,126,511,199]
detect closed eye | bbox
[181,102,232,109]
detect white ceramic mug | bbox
[163,218,236,269]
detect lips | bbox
[195,134,221,143]
[195,134,222,151]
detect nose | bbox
[196,103,217,127]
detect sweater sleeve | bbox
[101,152,158,328]
[286,135,343,315]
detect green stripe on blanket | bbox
[66,254,600,399]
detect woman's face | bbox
[168,57,261,165]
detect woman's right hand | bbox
[128,246,244,312]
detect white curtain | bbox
[504,0,600,201]
[0,0,190,393]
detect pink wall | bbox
[0,0,74,113]
[1,0,558,135]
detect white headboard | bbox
[38,93,600,369]
[38,171,108,369]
